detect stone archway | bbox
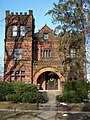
[33,67,64,91]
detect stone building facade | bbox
[4,10,86,91]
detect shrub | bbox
[22,91,48,103]
[22,92,39,103]
[25,84,37,92]
[0,82,14,101]
[0,81,48,103]
[56,80,89,103]
[56,94,62,102]
[11,82,37,93]
[11,82,26,94]
[6,93,22,103]
[38,92,48,103]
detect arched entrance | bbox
[37,71,59,90]
[34,67,64,90]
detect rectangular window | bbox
[15,70,21,81]
[20,26,26,36]
[10,70,25,82]
[14,48,22,60]
[10,71,15,76]
[42,50,51,58]
[16,71,20,76]
[12,25,18,36]
[41,50,44,57]
[44,33,48,40]
[10,71,15,82]
[70,48,76,59]
[21,71,25,76]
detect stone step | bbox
[39,90,61,110]
[46,90,61,103]
[39,103,57,111]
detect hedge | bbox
[0,82,48,103]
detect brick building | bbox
[4,10,86,91]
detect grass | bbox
[0,111,38,120]
[0,101,37,110]
[0,102,90,120]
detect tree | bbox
[46,0,90,81]
[86,12,90,81]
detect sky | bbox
[0,0,57,65]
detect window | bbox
[44,33,48,40]
[10,70,25,82]
[70,48,76,59]
[14,48,22,60]
[46,50,50,57]
[41,50,44,57]
[16,71,20,76]
[10,71,15,82]
[21,71,25,76]
[20,25,26,36]
[10,71,15,76]
[41,50,51,58]
[12,25,18,36]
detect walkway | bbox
[0,109,90,120]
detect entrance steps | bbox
[39,90,61,110]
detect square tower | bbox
[4,10,35,83]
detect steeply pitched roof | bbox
[39,24,53,32]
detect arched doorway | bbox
[37,71,59,90]
[34,67,64,91]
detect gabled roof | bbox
[39,24,53,32]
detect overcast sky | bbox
[0,0,57,61]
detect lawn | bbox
[0,102,90,120]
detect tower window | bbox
[20,25,26,36]
[70,48,76,59]
[44,33,48,40]
[14,48,22,60]
[12,25,18,36]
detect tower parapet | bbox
[6,10,33,16]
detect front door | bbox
[46,79,58,90]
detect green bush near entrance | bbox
[0,82,48,103]
[0,82,14,101]
[56,81,89,103]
